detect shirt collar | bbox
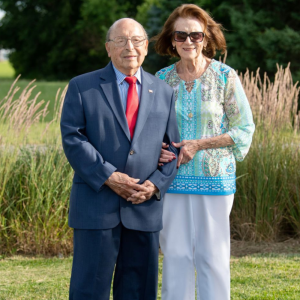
[112,63,142,85]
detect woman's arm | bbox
[172,134,234,168]
[158,68,255,168]
[223,69,255,161]
[158,134,234,167]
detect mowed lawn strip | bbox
[231,254,300,299]
[0,61,15,78]
[0,254,300,300]
[0,79,68,122]
[0,256,71,300]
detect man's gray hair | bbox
[106,18,148,42]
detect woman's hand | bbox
[158,143,176,166]
[172,140,200,168]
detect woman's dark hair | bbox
[153,4,226,58]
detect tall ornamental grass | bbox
[0,78,73,255]
[232,65,300,241]
[0,64,299,255]
[240,64,300,133]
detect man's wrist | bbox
[105,171,117,186]
[148,181,160,199]
[153,185,159,194]
[147,180,158,192]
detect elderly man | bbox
[60,18,179,300]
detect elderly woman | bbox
[153,4,255,300]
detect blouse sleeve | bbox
[224,69,255,161]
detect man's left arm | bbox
[128,91,180,203]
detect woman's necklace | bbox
[184,80,196,93]
[178,58,207,93]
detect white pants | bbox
[159,193,234,300]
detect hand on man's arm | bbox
[105,172,149,200]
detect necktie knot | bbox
[125,76,137,85]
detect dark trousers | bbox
[69,223,160,300]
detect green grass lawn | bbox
[0,254,299,300]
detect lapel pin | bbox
[149,89,153,93]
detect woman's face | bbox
[172,17,207,61]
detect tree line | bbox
[0,0,299,81]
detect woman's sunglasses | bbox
[173,31,205,43]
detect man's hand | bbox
[127,180,159,205]
[105,172,148,200]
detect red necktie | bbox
[125,76,139,139]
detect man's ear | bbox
[145,40,149,55]
[105,42,111,57]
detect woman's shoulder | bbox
[155,64,176,79]
[210,60,237,79]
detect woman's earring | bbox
[173,46,175,50]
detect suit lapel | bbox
[99,62,131,141]
[131,68,154,146]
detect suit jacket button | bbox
[129,150,134,155]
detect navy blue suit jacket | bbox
[61,62,179,232]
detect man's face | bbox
[105,19,148,76]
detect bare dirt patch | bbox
[231,238,300,256]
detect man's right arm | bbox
[61,79,147,199]
[60,79,117,192]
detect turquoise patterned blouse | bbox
[155,59,255,195]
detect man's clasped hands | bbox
[105,172,158,204]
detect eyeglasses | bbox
[173,31,205,43]
[108,36,146,47]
